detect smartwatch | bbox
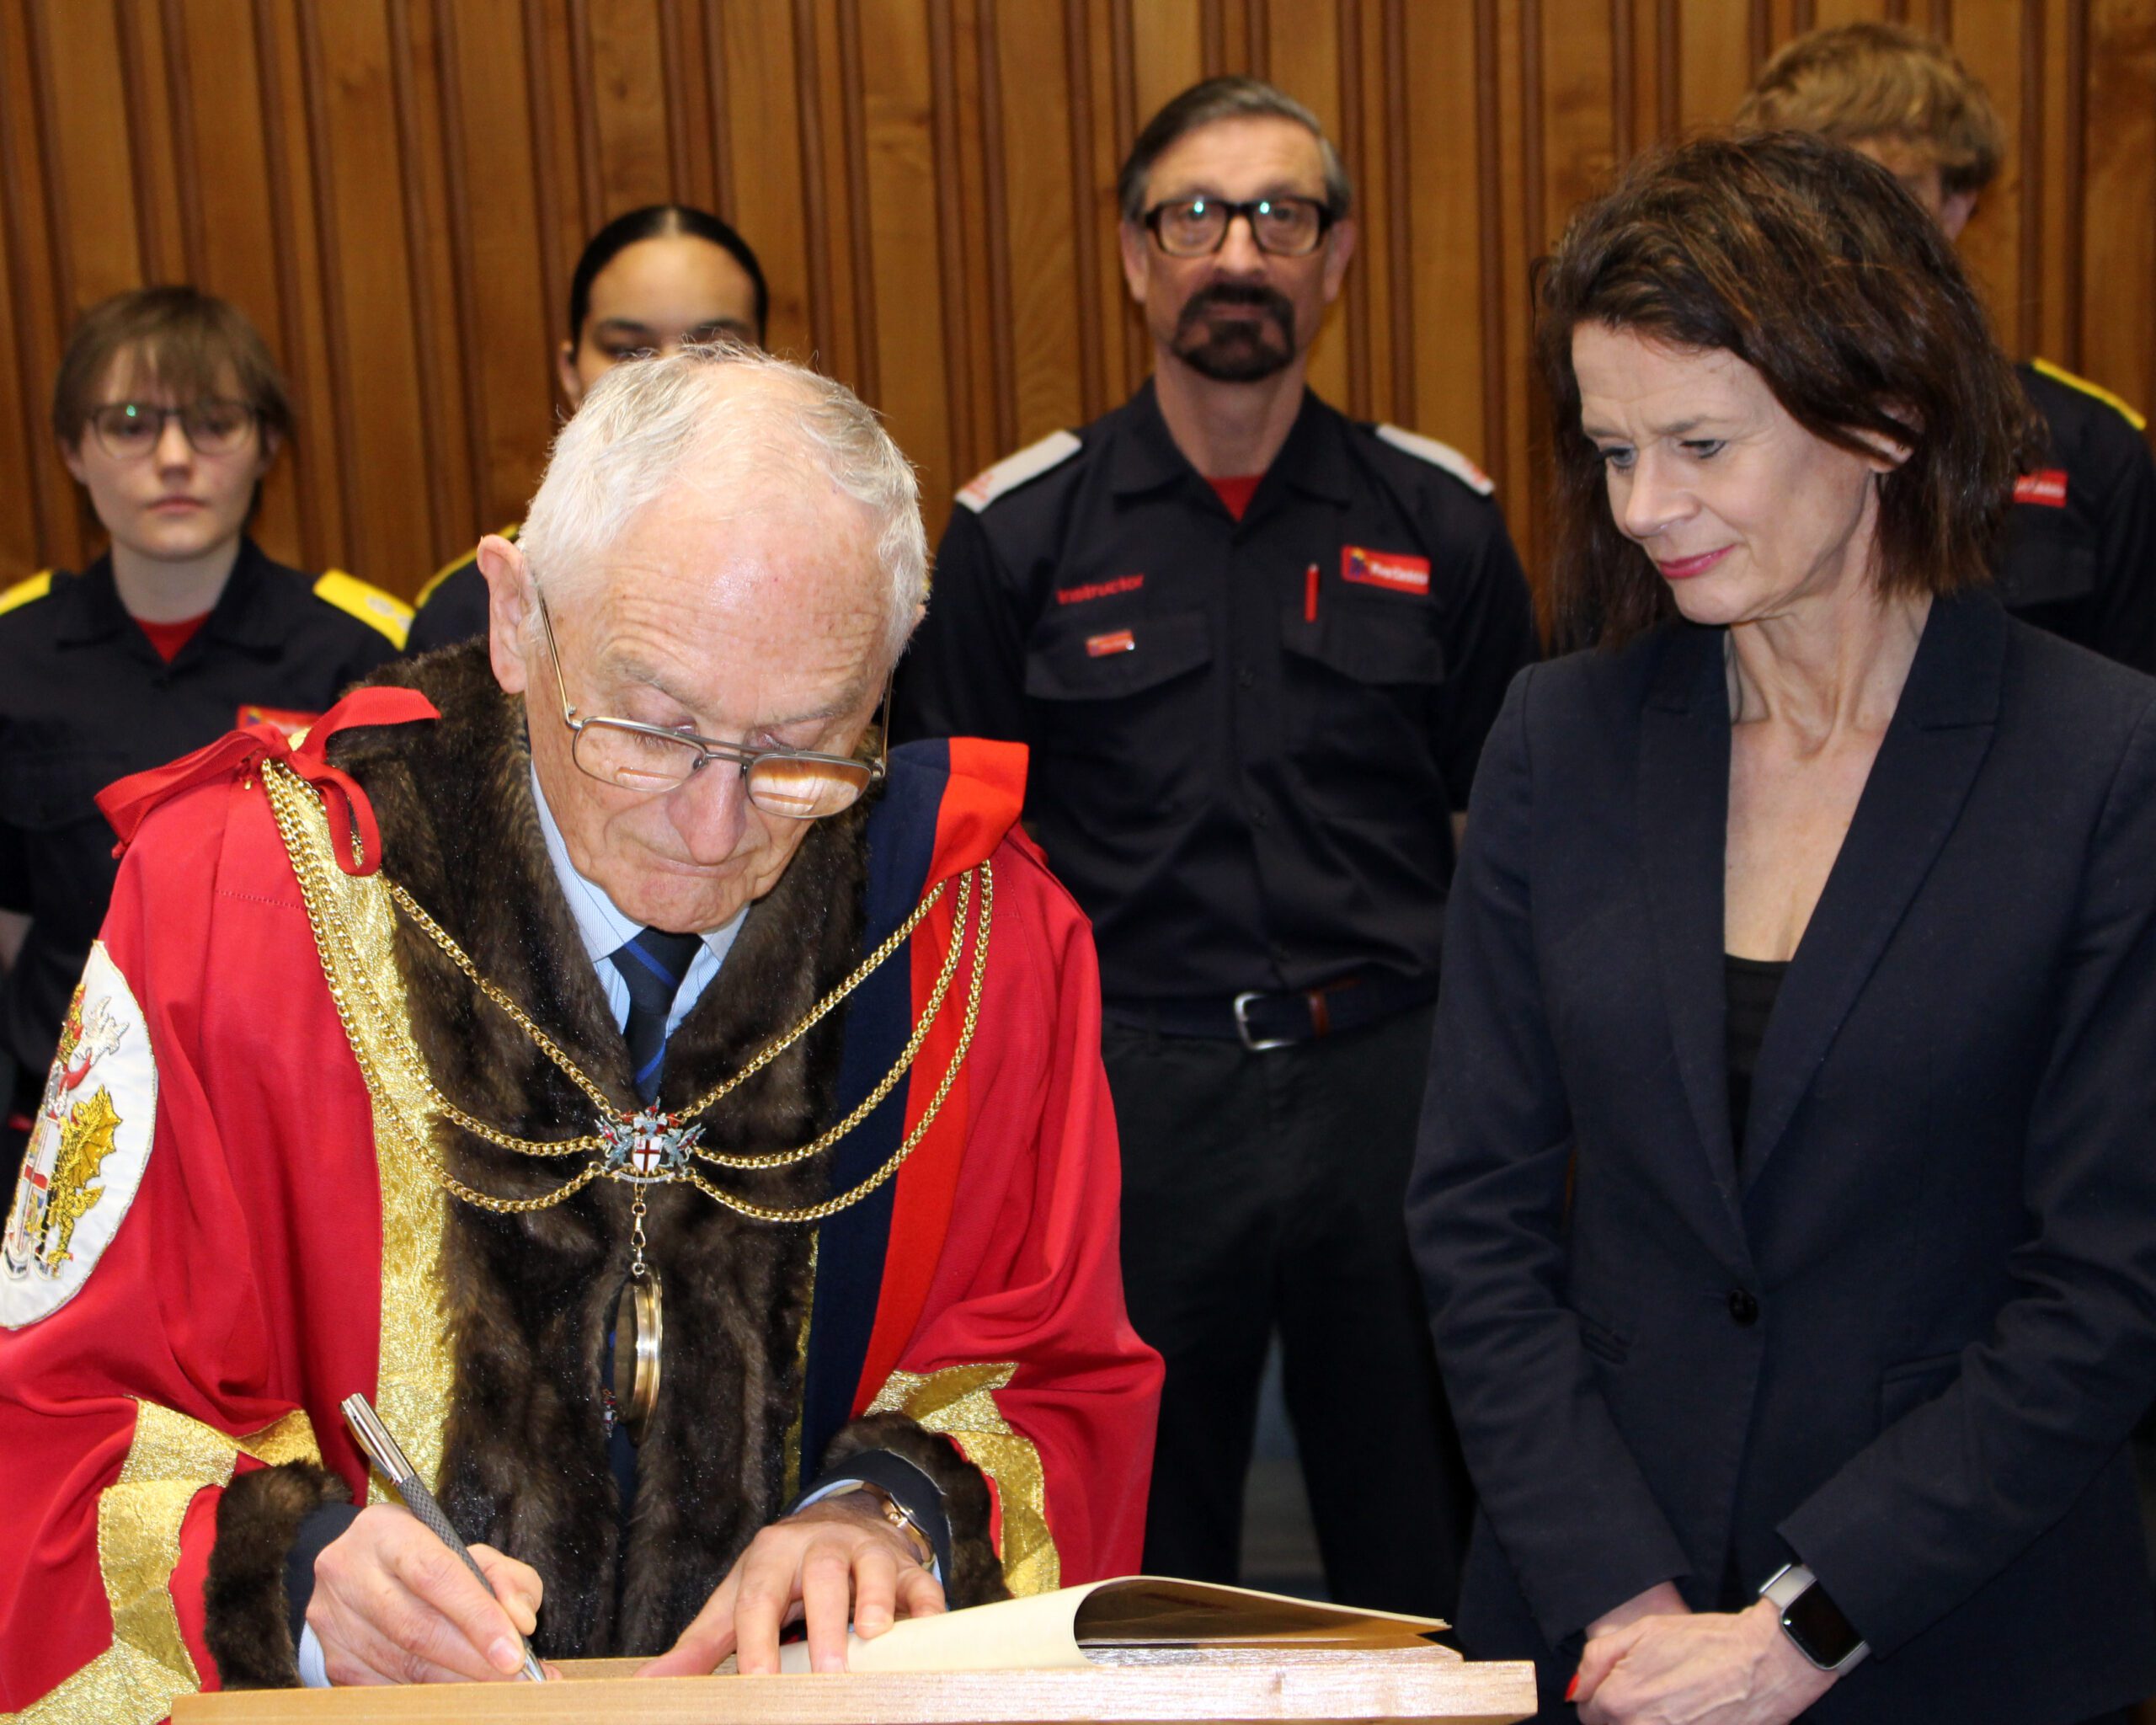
[1760,1563,1869,1674]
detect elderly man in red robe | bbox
[0,344,1160,1720]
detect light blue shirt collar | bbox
[531,765,743,1034]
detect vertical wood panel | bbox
[719,3,813,361]
[857,0,953,510]
[1266,0,1348,413]
[0,0,73,569]
[256,0,339,564]
[299,0,435,579]
[115,3,186,288]
[2084,0,2156,410]
[0,112,38,579]
[30,4,143,313]
[2,1,2152,595]
[1953,0,2027,349]
[998,0,1088,441]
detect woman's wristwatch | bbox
[819,1478,937,1569]
[1760,1563,1869,1674]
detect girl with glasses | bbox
[0,286,410,1176]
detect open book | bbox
[776,1577,1449,1674]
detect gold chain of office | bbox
[263,760,992,1226]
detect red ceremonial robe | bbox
[0,659,1159,1722]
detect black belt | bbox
[1104,974,1435,1050]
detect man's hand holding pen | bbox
[307,1503,547,1687]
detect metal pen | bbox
[339,1393,547,1683]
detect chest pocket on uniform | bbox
[1999,511,2097,608]
[1280,596,1449,814]
[0,749,128,833]
[1023,610,1213,700]
[1022,611,1214,820]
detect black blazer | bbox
[1409,591,2156,1723]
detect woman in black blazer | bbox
[1409,133,2156,1725]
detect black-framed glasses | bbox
[535,586,887,820]
[1142,195,1335,258]
[87,399,257,461]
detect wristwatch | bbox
[819,1479,937,1569]
[1760,1563,1869,1674]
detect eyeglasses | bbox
[535,587,887,820]
[86,399,257,461]
[1142,195,1336,258]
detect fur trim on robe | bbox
[199,644,996,1664]
[204,1462,351,1688]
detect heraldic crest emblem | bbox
[3,941,159,1328]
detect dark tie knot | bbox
[611,927,705,1103]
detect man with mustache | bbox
[895,77,1535,1616]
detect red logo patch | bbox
[2014,468,2069,508]
[1055,574,1145,606]
[237,704,319,739]
[1342,546,1430,595]
[1085,629,1136,658]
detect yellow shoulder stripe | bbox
[313,569,414,649]
[2032,357,2148,432]
[416,521,519,609]
[0,569,54,618]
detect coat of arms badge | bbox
[2,943,158,1328]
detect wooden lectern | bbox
[172,1645,1536,1724]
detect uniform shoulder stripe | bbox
[416,521,518,607]
[313,569,414,649]
[0,570,53,619]
[956,430,1082,514]
[1375,425,1497,496]
[2031,357,2148,432]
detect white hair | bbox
[515,343,927,665]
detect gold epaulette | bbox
[415,523,519,609]
[312,569,414,649]
[0,569,54,619]
[2031,357,2148,433]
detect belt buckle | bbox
[1232,991,1294,1053]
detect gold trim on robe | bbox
[13,1406,318,1725]
[867,1363,1059,1596]
[264,766,455,1499]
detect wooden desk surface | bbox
[171,1645,1538,1724]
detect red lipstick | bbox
[1655,546,1731,581]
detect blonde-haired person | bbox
[0,286,408,1174]
[1738,21,2156,674]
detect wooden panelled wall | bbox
[3,0,2154,595]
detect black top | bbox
[407,529,513,655]
[0,539,403,1084]
[1999,360,2156,673]
[892,381,1539,1002]
[1723,953,1787,1164]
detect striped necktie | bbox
[610,927,704,1104]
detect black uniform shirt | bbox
[893,382,1538,1002]
[0,538,408,1082]
[1999,359,2156,672]
[406,523,517,655]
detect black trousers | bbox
[1105,1004,1472,1617]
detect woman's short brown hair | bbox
[1536,130,2038,649]
[51,286,293,451]
[1737,23,2004,199]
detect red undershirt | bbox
[136,611,211,663]
[1207,474,1263,521]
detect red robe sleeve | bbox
[849,761,1162,1594]
[0,769,387,1720]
